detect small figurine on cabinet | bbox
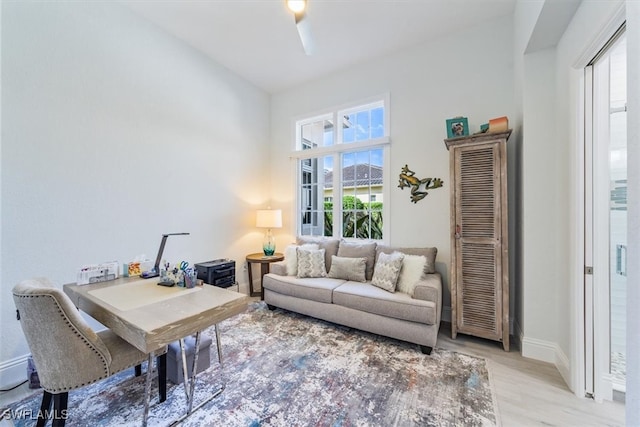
[445,116,469,138]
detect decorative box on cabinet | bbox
[444,129,511,351]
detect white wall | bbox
[511,0,544,352]
[515,0,626,392]
[270,16,516,326]
[520,45,561,359]
[0,1,270,387]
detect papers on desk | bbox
[77,261,119,285]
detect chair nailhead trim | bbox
[16,294,110,392]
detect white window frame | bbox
[290,94,391,242]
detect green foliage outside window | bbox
[323,196,383,239]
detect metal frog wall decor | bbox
[398,165,443,203]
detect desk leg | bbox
[169,327,225,426]
[142,351,155,427]
[185,333,201,414]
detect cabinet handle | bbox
[455,225,461,239]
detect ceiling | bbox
[122,0,518,94]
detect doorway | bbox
[584,26,627,401]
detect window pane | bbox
[342,114,355,143]
[340,149,383,240]
[299,155,333,236]
[371,107,384,138]
[301,117,333,149]
[355,111,370,141]
[323,119,334,147]
[340,105,385,143]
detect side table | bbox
[246,253,284,300]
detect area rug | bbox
[7,302,499,426]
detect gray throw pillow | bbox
[284,243,319,276]
[371,251,405,292]
[297,236,340,272]
[337,240,377,280]
[296,248,327,278]
[375,245,437,274]
[328,256,367,282]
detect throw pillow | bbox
[396,254,427,295]
[375,245,437,274]
[284,243,319,276]
[371,251,404,292]
[327,256,367,282]
[296,248,327,278]
[336,240,377,280]
[297,237,340,273]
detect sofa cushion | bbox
[263,274,346,304]
[333,282,437,325]
[376,245,437,274]
[328,256,367,282]
[337,240,377,280]
[297,248,327,278]
[284,243,319,276]
[297,237,340,272]
[396,254,427,295]
[370,251,404,292]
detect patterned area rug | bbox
[8,302,499,426]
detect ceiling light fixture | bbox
[286,0,306,14]
[285,0,314,55]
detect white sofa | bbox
[263,237,442,354]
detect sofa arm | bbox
[269,261,288,276]
[413,273,442,322]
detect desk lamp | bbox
[256,209,282,256]
[141,232,190,278]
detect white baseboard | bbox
[0,355,29,390]
[522,336,556,362]
[556,346,571,388]
[522,336,571,389]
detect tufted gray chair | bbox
[12,278,167,427]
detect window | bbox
[292,96,390,240]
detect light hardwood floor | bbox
[0,313,625,427]
[437,322,625,426]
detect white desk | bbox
[64,277,248,425]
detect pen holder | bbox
[184,270,197,289]
[160,269,185,287]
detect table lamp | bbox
[256,209,282,256]
[141,232,190,279]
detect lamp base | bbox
[262,247,275,257]
[263,230,276,256]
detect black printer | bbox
[194,259,236,288]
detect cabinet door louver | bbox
[455,144,501,338]
[446,130,510,351]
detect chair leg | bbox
[157,353,167,403]
[135,364,142,377]
[36,391,53,427]
[51,392,68,427]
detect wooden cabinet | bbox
[444,130,511,351]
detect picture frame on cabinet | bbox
[446,117,469,138]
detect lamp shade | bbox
[256,209,282,229]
